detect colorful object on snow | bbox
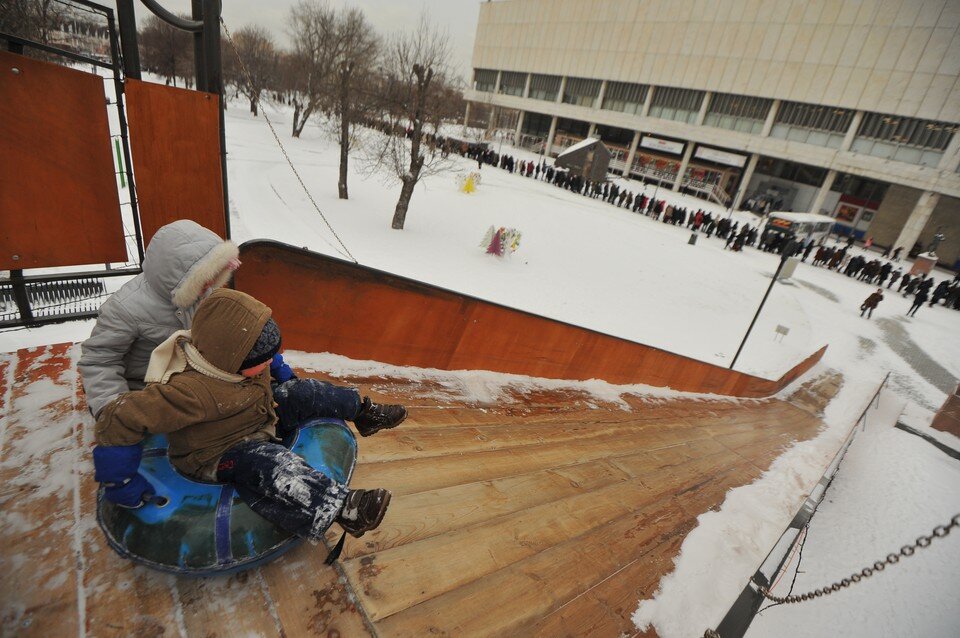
[480,225,522,257]
[457,171,481,193]
[96,418,357,576]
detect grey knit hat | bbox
[239,318,282,371]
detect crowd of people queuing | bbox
[455,143,960,319]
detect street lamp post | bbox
[729,243,795,370]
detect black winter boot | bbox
[336,488,392,537]
[354,396,407,437]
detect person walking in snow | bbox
[907,288,928,317]
[93,289,395,539]
[887,267,902,289]
[860,289,883,319]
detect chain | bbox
[218,17,358,264]
[756,513,959,605]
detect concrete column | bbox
[808,169,837,214]
[522,73,531,98]
[937,132,960,172]
[841,110,864,151]
[587,122,597,138]
[673,142,695,191]
[556,76,566,104]
[493,70,502,94]
[892,190,941,254]
[733,153,759,209]
[595,79,608,110]
[641,86,653,117]
[545,115,559,156]
[462,102,471,134]
[624,130,641,179]
[694,91,711,126]
[514,110,525,142]
[487,105,498,135]
[761,99,780,137]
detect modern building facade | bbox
[465,0,960,267]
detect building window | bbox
[769,102,853,148]
[498,71,526,97]
[562,77,601,107]
[851,112,957,167]
[520,112,552,137]
[473,69,497,93]
[703,93,771,135]
[529,74,562,101]
[601,81,648,115]
[648,86,704,124]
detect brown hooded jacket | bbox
[95,289,279,480]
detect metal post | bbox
[7,39,24,53]
[106,10,144,264]
[730,254,788,370]
[115,0,141,80]
[191,0,206,90]
[203,0,230,238]
[10,270,34,325]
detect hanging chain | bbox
[756,513,959,605]
[218,17,358,264]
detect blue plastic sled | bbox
[96,418,357,576]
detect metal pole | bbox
[116,0,141,80]
[203,0,230,238]
[107,10,144,264]
[191,0,206,91]
[730,254,788,370]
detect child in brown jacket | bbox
[860,288,884,319]
[93,288,395,538]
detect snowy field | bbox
[2,94,958,637]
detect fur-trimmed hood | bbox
[142,220,238,309]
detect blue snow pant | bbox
[216,440,349,541]
[273,378,362,443]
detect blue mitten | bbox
[270,353,297,383]
[93,445,155,508]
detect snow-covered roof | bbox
[557,137,601,158]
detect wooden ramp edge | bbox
[234,241,826,399]
[0,343,842,638]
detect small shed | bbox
[555,137,611,181]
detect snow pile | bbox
[632,374,883,636]
[285,350,743,409]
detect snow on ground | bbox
[2,92,959,637]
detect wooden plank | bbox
[176,571,282,636]
[258,543,374,638]
[0,345,81,637]
[345,448,745,622]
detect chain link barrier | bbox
[756,513,959,605]
[219,17,358,264]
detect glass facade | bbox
[473,69,497,93]
[703,93,772,134]
[528,74,562,101]
[648,86,705,124]
[851,112,956,167]
[562,77,602,107]
[499,71,526,97]
[770,101,853,149]
[601,81,648,115]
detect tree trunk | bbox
[337,65,352,200]
[250,96,258,116]
[392,177,416,229]
[293,105,314,138]
[292,101,301,137]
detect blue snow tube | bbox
[96,418,357,576]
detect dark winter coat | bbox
[862,292,883,309]
[95,289,279,481]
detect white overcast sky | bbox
[116,1,482,81]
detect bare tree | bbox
[365,17,454,229]
[330,8,379,199]
[139,14,192,87]
[285,0,339,138]
[0,0,66,45]
[223,25,277,116]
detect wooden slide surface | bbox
[0,344,838,637]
